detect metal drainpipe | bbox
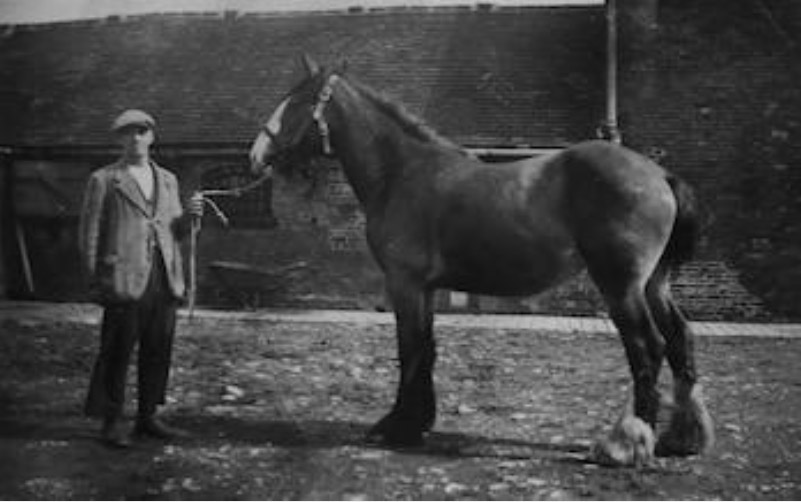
[605,0,622,144]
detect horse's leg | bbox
[646,266,714,457]
[366,276,435,447]
[592,278,665,466]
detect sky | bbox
[0,0,602,24]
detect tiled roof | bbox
[0,6,605,148]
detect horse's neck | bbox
[329,84,434,208]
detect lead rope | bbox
[187,170,271,320]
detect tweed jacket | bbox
[79,160,189,304]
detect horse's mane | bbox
[349,78,469,156]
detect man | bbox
[79,109,203,448]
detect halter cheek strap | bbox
[312,74,339,155]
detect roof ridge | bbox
[0,3,603,29]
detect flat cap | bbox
[111,109,156,132]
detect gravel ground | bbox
[1,316,799,500]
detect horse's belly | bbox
[432,163,583,295]
[434,237,582,296]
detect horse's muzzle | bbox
[249,154,274,181]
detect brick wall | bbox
[617,0,801,320]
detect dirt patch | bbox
[1,317,799,499]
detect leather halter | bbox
[312,74,338,155]
[263,73,339,157]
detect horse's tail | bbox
[663,175,700,268]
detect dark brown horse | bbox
[249,57,713,466]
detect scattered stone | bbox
[525,477,548,488]
[222,384,245,401]
[181,478,202,492]
[489,482,509,491]
[457,404,477,415]
[444,482,468,495]
[352,450,388,460]
[498,460,526,469]
[546,488,576,500]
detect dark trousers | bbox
[84,254,177,419]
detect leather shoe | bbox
[134,416,190,439]
[101,419,132,448]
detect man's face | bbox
[116,125,154,158]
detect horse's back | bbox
[560,140,669,186]
[441,140,673,232]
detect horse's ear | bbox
[301,53,321,77]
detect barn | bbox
[1,0,799,320]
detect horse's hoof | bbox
[655,411,714,457]
[655,434,702,457]
[656,385,714,457]
[366,415,426,448]
[591,415,655,467]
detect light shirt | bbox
[127,163,155,201]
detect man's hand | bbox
[187,192,204,219]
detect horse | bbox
[249,56,714,466]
